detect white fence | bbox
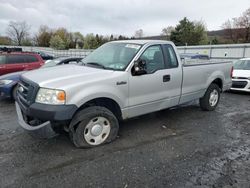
[1,43,250,60]
[0,45,93,58]
[177,43,250,60]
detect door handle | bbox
[163,75,171,82]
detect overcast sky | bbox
[0,0,249,37]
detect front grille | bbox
[17,78,39,108]
[232,81,248,89]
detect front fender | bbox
[67,84,128,110]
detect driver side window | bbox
[140,45,165,74]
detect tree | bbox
[134,29,144,38]
[35,25,53,47]
[6,21,30,45]
[222,7,250,43]
[70,32,84,48]
[49,35,66,50]
[161,26,175,36]
[237,8,250,42]
[84,33,98,49]
[54,28,71,49]
[170,17,208,46]
[222,19,242,43]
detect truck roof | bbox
[110,40,173,45]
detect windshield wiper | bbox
[86,62,106,69]
[85,62,116,70]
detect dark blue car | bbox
[180,53,210,60]
[0,57,82,100]
[0,71,24,99]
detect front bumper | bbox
[231,79,250,92]
[15,102,56,138]
[15,99,77,137]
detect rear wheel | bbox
[69,106,119,148]
[199,83,220,111]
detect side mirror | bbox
[133,59,147,76]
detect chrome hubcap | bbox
[209,89,219,107]
[91,124,103,136]
[84,117,111,145]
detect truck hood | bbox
[233,69,250,78]
[0,71,26,80]
[22,64,114,88]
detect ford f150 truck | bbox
[15,40,233,148]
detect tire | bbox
[12,85,18,101]
[199,83,221,111]
[69,106,119,148]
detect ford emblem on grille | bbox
[18,86,24,93]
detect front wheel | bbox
[69,106,119,148]
[12,85,18,101]
[199,83,221,111]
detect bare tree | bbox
[237,8,250,42]
[222,7,250,43]
[134,29,144,38]
[161,26,175,36]
[6,21,30,45]
[34,25,53,47]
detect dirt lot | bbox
[0,92,249,188]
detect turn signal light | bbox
[57,91,66,101]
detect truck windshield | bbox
[234,60,250,70]
[81,42,142,70]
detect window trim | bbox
[136,44,167,75]
[161,44,179,69]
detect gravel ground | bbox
[0,91,249,188]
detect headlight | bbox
[35,88,66,105]
[0,80,14,86]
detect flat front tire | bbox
[69,106,119,148]
[199,83,220,111]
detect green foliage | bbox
[54,28,71,49]
[0,36,11,45]
[35,25,53,47]
[170,17,208,46]
[49,35,66,50]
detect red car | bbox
[0,52,44,76]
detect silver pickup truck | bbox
[15,40,233,148]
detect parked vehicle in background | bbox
[0,52,44,76]
[0,57,82,100]
[0,47,22,53]
[180,53,210,60]
[37,51,54,60]
[231,58,250,92]
[15,40,232,148]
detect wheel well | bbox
[211,78,223,90]
[78,97,122,120]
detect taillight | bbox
[230,66,234,78]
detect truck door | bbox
[128,44,182,118]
